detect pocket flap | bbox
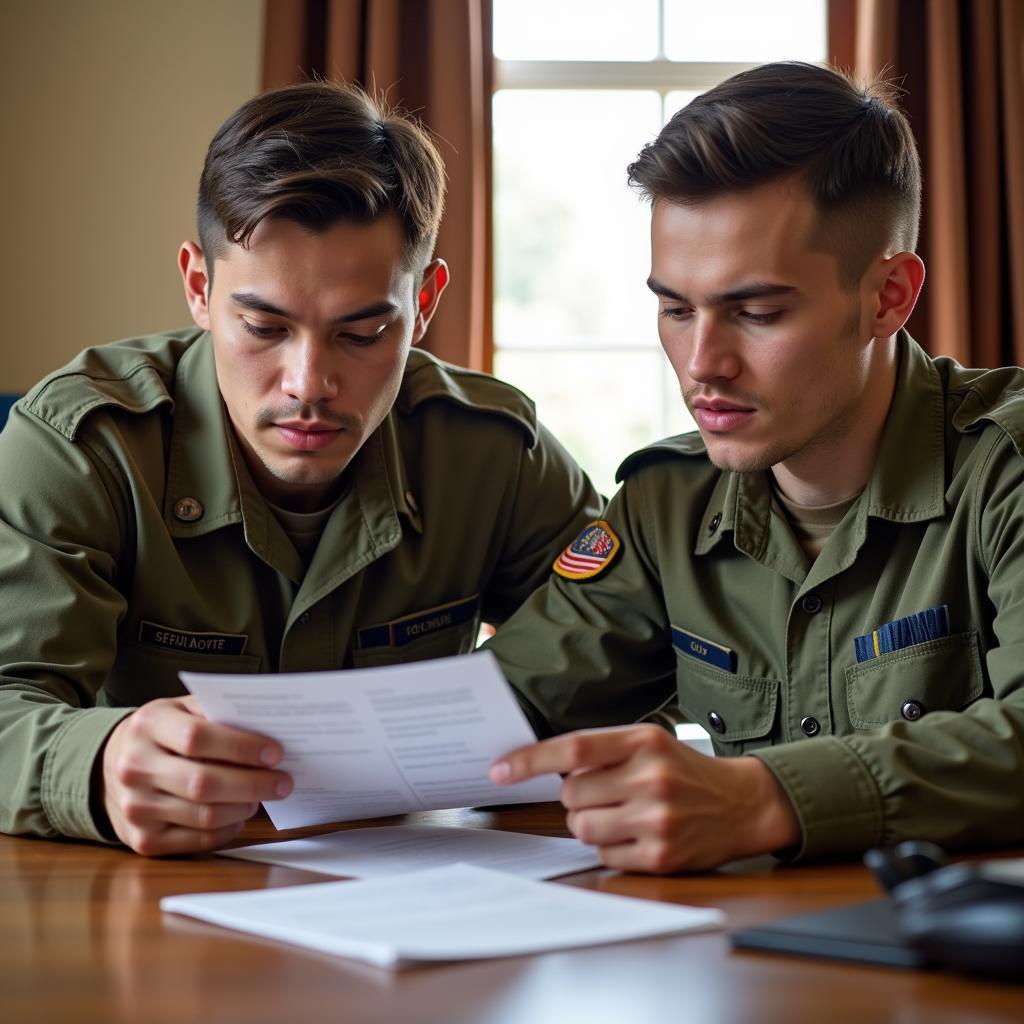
[845,631,984,729]
[101,638,262,707]
[673,650,780,742]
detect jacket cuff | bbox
[41,707,133,842]
[752,736,885,859]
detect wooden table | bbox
[2,805,1021,1024]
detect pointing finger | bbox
[489,727,645,784]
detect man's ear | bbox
[178,241,212,330]
[411,259,450,345]
[867,251,925,339]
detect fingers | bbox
[564,822,687,875]
[560,762,631,811]
[490,725,666,784]
[108,711,292,804]
[157,755,292,806]
[128,822,249,858]
[594,839,681,875]
[121,795,261,834]
[566,806,634,847]
[566,802,692,874]
[113,790,260,855]
[143,697,284,767]
[100,696,294,857]
[107,761,275,857]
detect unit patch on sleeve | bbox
[553,520,621,581]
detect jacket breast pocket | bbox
[99,639,263,707]
[673,647,781,755]
[844,631,985,730]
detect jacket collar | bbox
[862,331,946,523]
[164,334,241,539]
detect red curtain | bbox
[262,0,493,371]
[830,0,1024,367]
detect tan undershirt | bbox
[771,482,859,561]
[268,496,343,569]
[225,427,345,571]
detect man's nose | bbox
[281,338,339,405]
[686,316,740,383]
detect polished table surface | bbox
[3,805,1022,1024]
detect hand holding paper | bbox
[181,651,560,829]
[100,694,292,856]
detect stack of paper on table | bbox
[181,651,560,829]
[162,863,725,969]
[221,824,602,879]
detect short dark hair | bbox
[197,81,446,279]
[627,62,921,284]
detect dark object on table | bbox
[731,896,925,968]
[732,842,1024,981]
[867,842,1024,981]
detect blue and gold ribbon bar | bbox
[854,604,950,663]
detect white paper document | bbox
[161,862,725,968]
[220,824,602,879]
[180,651,560,829]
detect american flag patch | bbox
[553,521,621,581]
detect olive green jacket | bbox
[487,333,1024,860]
[0,329,601,841]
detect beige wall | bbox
[0,0,264,391]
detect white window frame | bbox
[491,9,766,446]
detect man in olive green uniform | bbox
[0,84,599,855]
[487,63,1024,872]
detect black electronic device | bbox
[732,842,1024,981]
[874,843,1024,980]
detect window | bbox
[492,0,827,496]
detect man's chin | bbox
[703,441,779,475]
[266,460,351,487]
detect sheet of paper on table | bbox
[220,824,602,880]
[161,862,725,969]
[181,651,560,829]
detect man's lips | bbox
[691,400,756,433]
[273,422,345,451]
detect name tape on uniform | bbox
[139,621,248,655]
[671,626,736,673]
[357,595,481,649]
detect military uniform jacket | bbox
[0,329,600,841]
[487,334,1024,859]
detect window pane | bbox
[664,0,826,62]
[494,349,668,497]
[662,354,696,437]
[664,90,701,124]
[493,89,660,349]
[493,0,659,61]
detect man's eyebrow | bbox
[230,292,400,324]
[645,278,798,306]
